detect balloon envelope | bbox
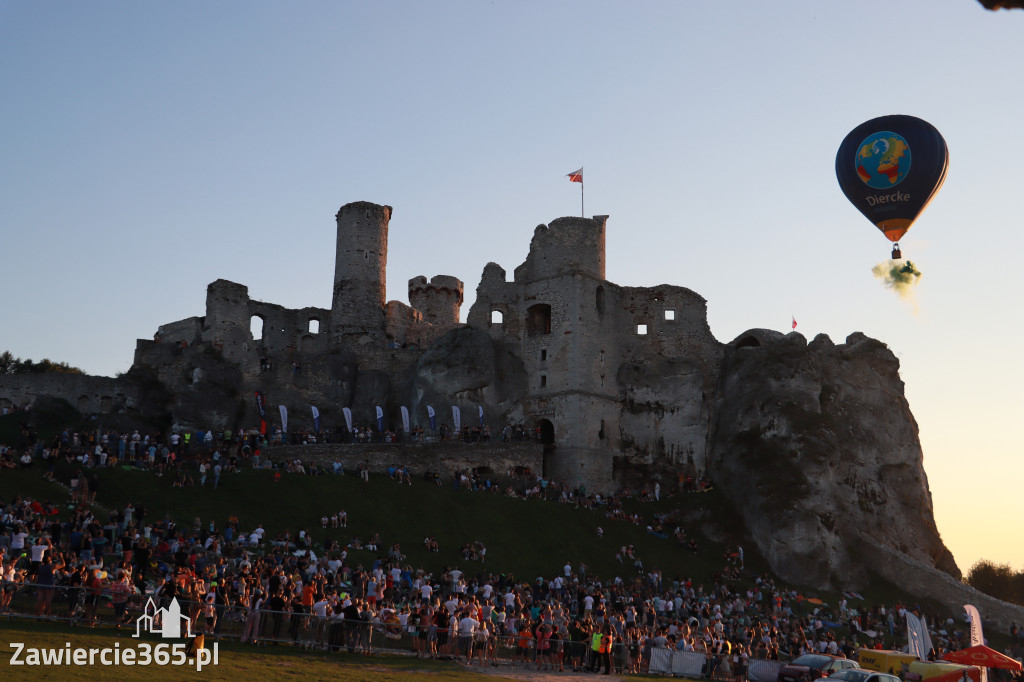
[836,114,948,243]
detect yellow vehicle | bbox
[858,650,919,676]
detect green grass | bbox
[0,458,961,626]
[3,460,742,587]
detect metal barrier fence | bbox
[648,647,783,680]
[2,581,766,677]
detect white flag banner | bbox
[342,406,353,432]
[964,604,988,682]
[400,406,410,433]
[964,604,984,646]
[906,612,927,660]
[279,405,288,433]
[452,405,461,433]
[311,406,320,431]
[921,616,934,661]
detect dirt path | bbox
[459,661,628,681]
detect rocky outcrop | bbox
[407,327,529,425]
[709,329,958,590]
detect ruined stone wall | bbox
[0,373,139,416]
[865,543,1024,632]
[385,301,423,346]
[202,279,253,365]
[269,442,543,481]
[248,301,330,357]
[156,317,204,346]
[331,201,390,344]
[513,216,607,283]
[197,278,330,373]
[618,285,722,385]
[467,263,521,339]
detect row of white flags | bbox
[276,404,484,433]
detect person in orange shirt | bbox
[517,622,534,664]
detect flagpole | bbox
[581,181,584,217]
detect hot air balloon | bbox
[836,115,948,259]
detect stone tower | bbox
[330,201,391,344]
[408,275,464,326]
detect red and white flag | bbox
[791,316,798,329]
[567,167,583,183]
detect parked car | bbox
[778,654,859,682]
[827,667,902,682]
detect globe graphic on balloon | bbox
[855,131,912,189]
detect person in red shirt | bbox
[84,568,107,625]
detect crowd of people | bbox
[1,422,1022,678]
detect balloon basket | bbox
[891,245,902,260]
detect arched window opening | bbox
[539,419,555,445]
[491,310,504,325]
[309,319,320,334]
[250,315,264,341]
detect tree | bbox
[0,351,84,375]
[965,560,1020,605]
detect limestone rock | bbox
[709,329,958,589]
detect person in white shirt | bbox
[458,611,480,663]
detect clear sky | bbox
[2,1,1022,575]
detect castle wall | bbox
[269,442,543,481]
[0,373,139,416]
[156,317,204,346]
[513,216,607,283]
[618,285,723,387]
[467,263,521,339]
[385,301,423,347]
[331,201,390,344]
[202,280,255,365]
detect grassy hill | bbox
[4,459,749,585]
[0,456,960,625]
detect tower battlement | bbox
[408,275,464,326]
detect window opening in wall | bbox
[491,310,504,325]
[596,285,606,315]
[250,315,264,341]
[664,310,676,321]
[637,324,648,335]
[526,304,552,335]
[540,349,547,361]
[540,375,547,388]
[309,319,320,334]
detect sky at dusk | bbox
[2,1,1023,574]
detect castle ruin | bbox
[123,201,722,492]
[2,199,965,595]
